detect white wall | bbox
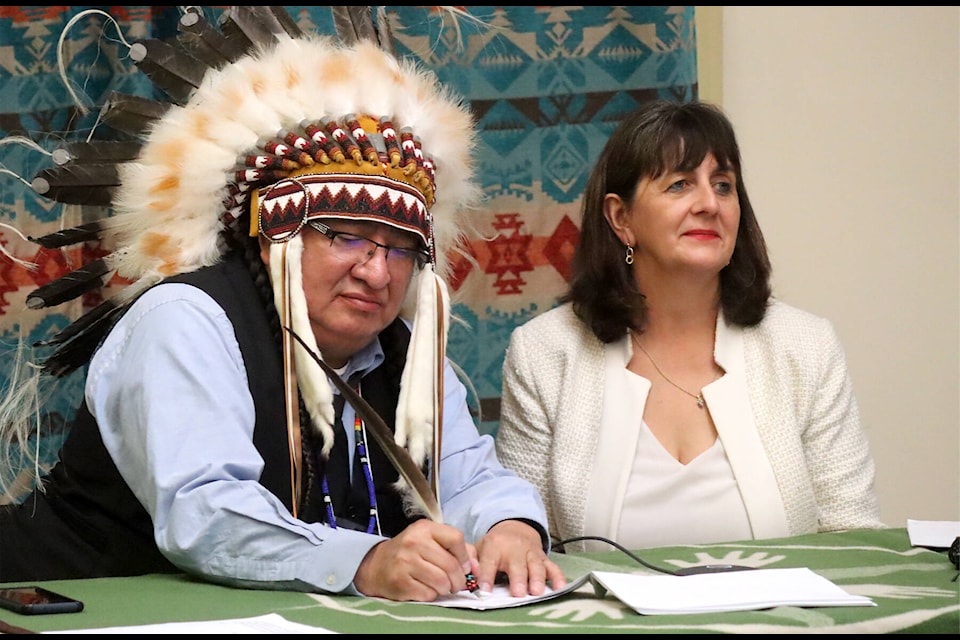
[705,6,959,526]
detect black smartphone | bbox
[0,586,84,615]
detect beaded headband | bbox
[253,115,435,252]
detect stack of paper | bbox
[589,567,874,615]
[428,566,873,615]
[907,519,960,548]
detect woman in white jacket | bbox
[496,100,884,552]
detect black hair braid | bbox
[297,396,318,513]
[231,220,318,513]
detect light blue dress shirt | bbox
[86,282,549,594]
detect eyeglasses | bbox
[308,221,429,270]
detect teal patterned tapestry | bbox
[0,6,698,495]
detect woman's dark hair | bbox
[564,99,772,342]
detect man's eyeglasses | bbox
[308,221,429,270]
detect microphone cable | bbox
[551,535,680,576]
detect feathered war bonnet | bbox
[17,7,481,509]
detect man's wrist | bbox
[490,518,550,552]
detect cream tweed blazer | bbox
[496,300,884,551]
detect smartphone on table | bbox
[0,586,84,615]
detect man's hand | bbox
[353,519,478,602]
[474,519,567,596]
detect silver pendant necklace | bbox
[631,332,706,409]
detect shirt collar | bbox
[339,335,385,384]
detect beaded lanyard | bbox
[320,388,380,535]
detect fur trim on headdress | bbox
[111,35,479,286]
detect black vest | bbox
[0,253,417,580]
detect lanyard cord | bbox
[354,413,379,535]
[320,385,380,535]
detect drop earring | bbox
[624,245,634,265]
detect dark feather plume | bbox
[177,9,249,67]
[268,6,304,39]
[34,297,122,348]
[36,300,127,377]
[218,6,289,52]
[31,164,119,206]
[33,163,119,188]
[128,38,208,105]
[331,6,379,47]
[99,92,170,137]
[51,140,141,166]
[371,7,397,57]
[29,222,105,249]
[26,258,113,310]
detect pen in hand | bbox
[465,572,479,593]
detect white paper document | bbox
[427,575,590,610]
[47,612,338,634]
[907,519,960,548]
[421,566,873,615]
[589,567,875,615]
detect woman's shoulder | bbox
[760,299,834,331]
[745,299,843,353]
[509,301,599,351]
[506,302,605,373]
[512,301,583,336]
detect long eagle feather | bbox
[331,6,379,47]
[285,326,443,524]
[25,258,113,309]
[29,222,105,249]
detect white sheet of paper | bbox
[589,567,875,615]
[416,565,875,615]
[426,574,591,610]
[907,519,960,548]
[46,612,338,634]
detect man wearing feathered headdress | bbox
[0,7,564,601]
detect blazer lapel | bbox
[708,314,790,538]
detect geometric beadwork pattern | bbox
[0,7,697,473]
